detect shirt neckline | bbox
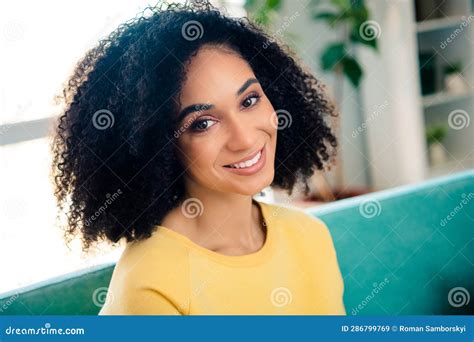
[154,199,276,267]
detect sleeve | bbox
[99,287,184,315]
[318,218,347,315]
[300,211,346,315]
[98,239,190,316]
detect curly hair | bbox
[51,0,337,251]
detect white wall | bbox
[359,0,430,188]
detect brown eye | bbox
[242,93,261,108]
[190,119,216,132]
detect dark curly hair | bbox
[51,0,337,251]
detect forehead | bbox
[179,46,255,103]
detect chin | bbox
[228,171,274,196]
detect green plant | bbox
[426,124,448,146]
[310,0,378,189]
[244,0,282,26]
[311,0,378,88]
[242,0,379,192]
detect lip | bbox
[224,147,263,166]
[222,145,266,176]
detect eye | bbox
[189,118,217,132]
[242,92,261,109]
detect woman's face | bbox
[175,45,277,196]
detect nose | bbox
[225,114,255,152]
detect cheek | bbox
[179,140,220,170]
[261,99,278,134]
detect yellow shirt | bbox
[99,200,346,315]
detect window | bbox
[1,0,234,293]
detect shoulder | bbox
[100,229,190,315]
[120,230,190,283]
[263,202,345,310]
[262,201,338,253]
[263,201,331,235]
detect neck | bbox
[178,179,265,252]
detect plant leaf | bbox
[350,20,378,50]
[265,0,282,11]
[330,0,351,11]
[349,6,369,22]
[341,56,363,87]
[320,43,347,70]
[313,11,350,27]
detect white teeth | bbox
[229,150,262,169]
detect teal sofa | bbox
[1,170,472,315]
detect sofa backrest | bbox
[0,263,114,315]
[310,170,473,315]
[1,170,472,315]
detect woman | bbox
[51,0,345,315]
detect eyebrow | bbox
[177,78,259,122]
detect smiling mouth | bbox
[223,146,264,169]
